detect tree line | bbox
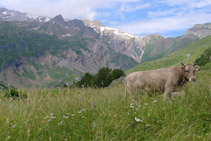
[74,67,125,88]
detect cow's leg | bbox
[129,89,142,105]
[171,91,185,100]
[163,86,173,101]
[131,89,141,99]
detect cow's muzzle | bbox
[189,77,196,82]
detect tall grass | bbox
[0,70,210,140]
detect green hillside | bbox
[127,36,211,73]
[141,35,197,63]
[0,21,92,69]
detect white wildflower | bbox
[146,124,151,127]
[72,114,75,116]
[58,121,63,125]
[144,103,148,106]
[130,103,133,108]
[135,117,143,122]
[78,109,86,114]
[12,125,16,128]
[81,109,86,112]
[50,116,56,119]
[63,116,69,119]
[152,100,157,103]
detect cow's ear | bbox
[181,62,185,67]
[194,65,200,71]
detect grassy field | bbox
[0,70,210,140]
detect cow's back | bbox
[125,67,182,92]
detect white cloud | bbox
[161,0,211,9]
[148,9,179,18]
[1,0,104,19]
[114,0,211,35]
[0,0,141,19]
[116,2,150,20]
[1,0,211,37]
[117,11,211,35]
[118,3,151,13]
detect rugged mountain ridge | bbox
[0,8,50,22]
[185,23,211,39]
[0,8,144,87]
[0,8,211,87]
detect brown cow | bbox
[125,63,200,100]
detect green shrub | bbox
[110,69,125,80]
[95,67,112,88]
[194,48,211,66]
[4,88,27,99]
[76,73,94,87]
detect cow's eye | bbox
[185,71,189,73]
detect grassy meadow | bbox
[0,70,210,140]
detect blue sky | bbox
[1,0,211,37]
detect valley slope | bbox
[127,36,211,73]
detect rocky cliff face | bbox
[83,19,145,63]
[185,23,211,39]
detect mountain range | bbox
[0,8,211,87]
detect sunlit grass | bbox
[0,70,210,140]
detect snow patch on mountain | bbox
[62,34,72,37]
[2,11,7,15]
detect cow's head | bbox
[181,63,200,82]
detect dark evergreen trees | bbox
[76,67,124,88]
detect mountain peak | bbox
[185,23,211,39]
[0,7,8,11]
[51,14,64,23]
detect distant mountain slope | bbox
[127,36,211,73]
[141,23,211,63]
[0,81,9,92]
[141,34,198,62]
[0,8,211,87]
